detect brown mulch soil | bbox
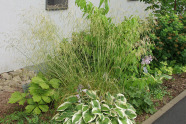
[136,72,186,123]
[0,88,25,118]
[0,73,185,122]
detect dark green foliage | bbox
[150,13,186,64]
[140,0,185,15]
[125,87,156,114]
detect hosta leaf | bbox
[125,109,137,119]
[42,96,51,103]
[115,108,126,118]
[97,113,104,120]
[66,95,78,103]
[118,117,128,124]
[79,118,86,124]
[82,105,89,112]
[64,118,72,124]
[72,111,82,124]
[33,95,41,102]
[115,100,127,109]
[33,107,41,114]
[8,92,23,103]
[39,82,49,89]
[101,117,111,124]
[83,110,96,123]
[25,105,36,113]
[54,112,74,122]
[126,103,136,112]
[91,100,101,108]
[110,109,117,117]
[101,104,110,111]
[39,105,49,112]
[92,107,101,114]
[116,94,127,103]
[118,117,133,124]
[85,90,97,99]
[57,102,72,111]
[111,118,118,124]
[76,103,84,110]
[31,77,45,84]
[49,78,61,88]
[18,99,26,105]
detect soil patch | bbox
[136,73,186,123]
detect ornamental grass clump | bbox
[52,88,137,124]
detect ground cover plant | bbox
[53,88,137,124]
[8,73,62,114]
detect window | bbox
[46,0,68,10]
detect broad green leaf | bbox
[66,95,78,103]
[18,99,26,105]
[79,118,86,124]
[27,98,35,104]
[72,111,82,124]
[49,78,61,88]
[33,95,41,102]
[85,90,97,99]
[91,100,101,108]
[111,118,118,124]
[126,103,136,112]
[31,77,45,84]
[39,105,49,112]
[99,0,104,8]
[38,99,46,104]
[116,94,126,103]
[25,105,36,113]
[57,102,72,111]
[115,100,127,109]
[92,107,101,114]
[115,108,126,118]
[83,110,96,123]
[76,103,84,110]
[42,96,51,103]
[101,104,110,111]
[101,117,111,124]
[33,107,41,114]
[82,105,89,112]
[55,112,74,122]
[39,82,50,89]
[125,109,137,119]
[118,117,128,124]
[8,92,23,103]
[64,118,72,124]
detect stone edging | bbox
[142,90,186,124]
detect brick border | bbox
[142,90,186,124]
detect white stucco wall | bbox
[0,0,150,74]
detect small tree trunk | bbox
[174,0,177,11]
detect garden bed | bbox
[0,72,185,123]
[136,73,186,123]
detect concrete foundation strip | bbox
[142,90,186,124]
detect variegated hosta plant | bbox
[52,90,137,124]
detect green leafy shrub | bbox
[9,74,62,114]
[150,13,185,64]
[140,0,185,15]
[45,1,153,92]
[125,87,155,115]
[52,89,137,124]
